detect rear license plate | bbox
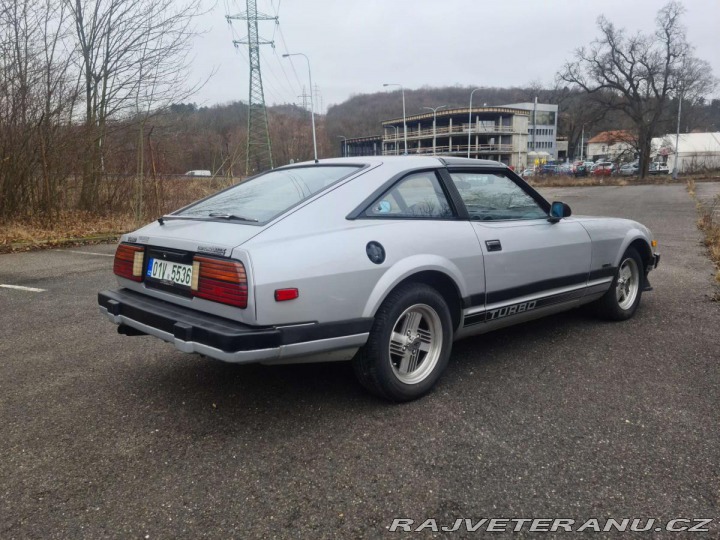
[146,258,193,288]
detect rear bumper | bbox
[98,289,371,364]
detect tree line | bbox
[0,0,203,222]
[1,0,716,224]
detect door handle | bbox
[485,239,502,252]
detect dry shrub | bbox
[698,195,720,283]
[697,196,720,284]
[0,211,136,252]
[0,176,237,252]
[528,173,719,189]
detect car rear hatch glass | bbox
[172,165,363,225]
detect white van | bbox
[184,170,212,177]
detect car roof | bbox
[278,156,506,169]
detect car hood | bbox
[121,218,264,255]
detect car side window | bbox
[448,172,547,221]
[365,172,453,218]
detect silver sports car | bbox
[99,156,660,401]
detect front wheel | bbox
[353,283,453,402]
[594,247,644,321]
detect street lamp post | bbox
[468,88,482,158]
[422,105,447,155]
[672,91,683,180]
[672,55,687,180]
[337,135,346,157]
[383,83,407,154]
[283,53,317,162]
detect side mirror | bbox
[548,201,572,223]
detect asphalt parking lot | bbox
[1,184,718,538]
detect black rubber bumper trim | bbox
[98,289,372,353]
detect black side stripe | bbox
[486,273,588,304]
[461,269,616,328]
[588,267,616,280]
[461,269,617,310]
[462,293,486,309]
[463,312,486,326]
[463,287,590,328]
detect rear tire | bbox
[353,283,453,402]
[594,247,644,321]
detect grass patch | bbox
[0,176,236,254]
[0,212,136,253]
[697,196,720,286]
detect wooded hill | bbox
[161,85,720,175]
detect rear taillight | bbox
[191,256,248,308]
[113,243,144,282]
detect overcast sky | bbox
[189,0,719,111]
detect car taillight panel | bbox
[191,255,248,308]
[113,243,144,282]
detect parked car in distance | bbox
[573,163,589,177]
[591,162,615,176]
[649,162,670,175]
[184,170,212,177]
[99,156,660,402]
[573,161,595,177]
[557,163,574,176]
[520,167,535,178]
[538,164,558,176]
[618,162,639,176]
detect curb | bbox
[1,234,122,254]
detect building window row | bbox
[527,141,554,149]
[529,128,554,136]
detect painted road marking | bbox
[66,250,114,257]
[0,284,46,292]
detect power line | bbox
[260,47,297,103]
[273,8,304,95]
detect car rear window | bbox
[175,165,361,224]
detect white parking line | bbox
[66,250,114,257]
[0,284,46,292]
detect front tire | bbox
[594,247,644,321]
[353,283,453,402]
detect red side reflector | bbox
[274,288,299,302]
[113,243,144,282]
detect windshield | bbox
[175,165,361,224]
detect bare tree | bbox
[558,2,716,177]
[65,0,204,209]
[0,0,77,220]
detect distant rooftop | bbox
[587,130,635,145]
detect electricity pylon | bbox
[227,1,276,175]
